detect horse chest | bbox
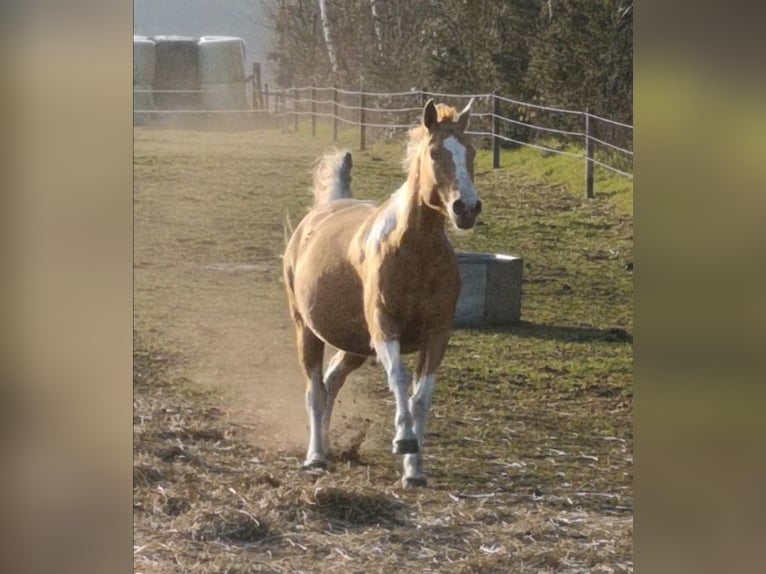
[373,249,460,326]
[382,258,449,296]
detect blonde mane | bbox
[402,104,459,173]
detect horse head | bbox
[419,98,483,230]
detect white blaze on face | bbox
[443,136,478,206]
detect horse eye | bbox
[429,148,440,160]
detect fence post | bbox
[293,87,299,132]
[420,87,429,106]
[264,83,269,113]
[251,63,261,109]
[332,85,338,142]
[360,90,366,151]
[492,93,500,169]
[311,87,316,138]
[584,109,594,198]
[280,89,286,130]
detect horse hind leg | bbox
[321,351,366,454]
[295,324,327,469]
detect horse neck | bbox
[369,151,446,257]
[398,161,445,243]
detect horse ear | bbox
[456,98,473,132]
[423,99,438,132]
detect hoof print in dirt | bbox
[392,439,419,455]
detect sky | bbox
[134,0,274,83]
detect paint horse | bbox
[283,100,482,487]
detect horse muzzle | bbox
[451,198,482,229]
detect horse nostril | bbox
[452,199,466,215]
[475,200,482,215]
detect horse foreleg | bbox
[295,325,327,469]
[402,330,450,487]
[402,373,435,486]
[373,338,418,455]
[322,351,366,453]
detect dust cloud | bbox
[141,272,381,458]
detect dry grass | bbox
[134,346,631,573]
[134,125,632,573]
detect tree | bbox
[318,0,339,73]
[527,0,632,123]
[261,0,632,130]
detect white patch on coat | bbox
[410,373,435,441]
[373,336,416,444]
[304,372,327,465]
[443,136,478,205]
[403,373,436,479]
[374,339,400,377]
[365,183,408,253]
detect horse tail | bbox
[311,149,353,206]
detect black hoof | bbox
[302,460,327,471]
[392,438,419,455]
[403,476,428,488]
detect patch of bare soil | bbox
[133,128,384,456]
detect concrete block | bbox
[453,252,523,329]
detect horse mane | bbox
[402,103,459,173]
[311,148,353,206]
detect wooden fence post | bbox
[332,85,338,142]
[311,87,316,138]
[250,63,261,109]
[492,93,500,169]
[360,90,366,151]
[584,109,594,198]
[264,83,269,113]
[420,87,429,106]
[293,87,299,132]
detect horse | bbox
[283,99,482,487]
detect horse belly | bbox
[297,264,373,356]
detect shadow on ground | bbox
[309,487,408,528]
[485,321,632,344]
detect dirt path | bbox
[134,128,383,455]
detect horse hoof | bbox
[402,476,428,488]
[302,460,327,471]
[392,438,419,454]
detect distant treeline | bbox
[265,0,632,125]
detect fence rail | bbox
[134,85,633,198]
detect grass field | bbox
[134,123,633,573]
